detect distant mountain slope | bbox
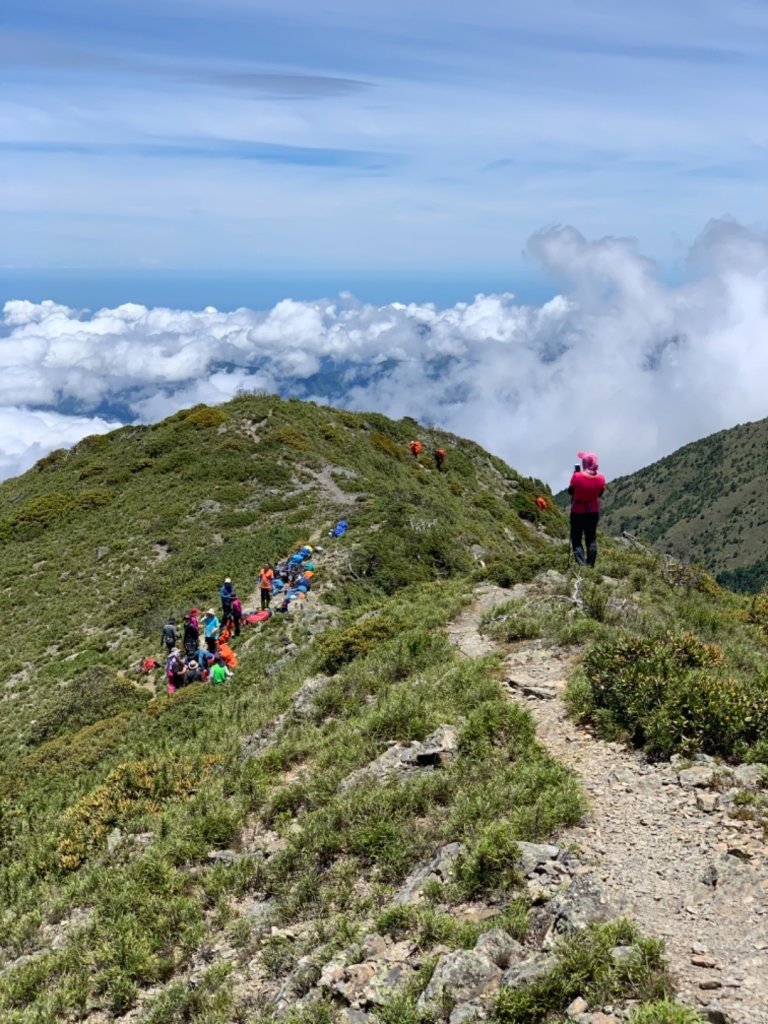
[599,416,768,590]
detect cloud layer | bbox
[2,220,768,486]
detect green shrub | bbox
[56,755,220,870]
[371,432,405,460]
[266,425,309,450]
[454,820,522,898]
[578,629,768,758]
[72,488,114,512]
[184,406,227,429]
[492,920,671,1023]
[316,615,399,673]
[34,448,68,471]
[628,1001,703,1024]
[252,462,291,487]
[26,668,148,746]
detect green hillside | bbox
[1,393,763,1024]
[598,416,768,591]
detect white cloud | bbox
[2,219,767,487]
[0,407,120,480]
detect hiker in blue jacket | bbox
[203,609,220,654]
[219,577,234,621]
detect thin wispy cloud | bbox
[1,1,767,268]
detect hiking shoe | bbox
[574,546,587,565]
[587,543,597,567]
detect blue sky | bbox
[1,0,767,277]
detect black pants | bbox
[261,587,271,610]
[570,512,599,566]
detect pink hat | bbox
[578,451,599,471]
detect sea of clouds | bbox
[2,219,767,487]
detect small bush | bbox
[454,820,522,898]
[578,629,768,758]
[184,406,227,429]
[266,425,310,450]
[56,755,219,870]
[34,448,68,471]
[492,920,671,1023]
[316,615,399,673]
[628,1001,703,1024]
[371,432,405,460]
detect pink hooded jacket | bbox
[569,452,606,514]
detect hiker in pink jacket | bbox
[568,451,606,567]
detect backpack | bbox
[232,597,242,616]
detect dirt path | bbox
[449,584,768,1024]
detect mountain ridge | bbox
[1,394,766,1024]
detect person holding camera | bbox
[568,451,606,567]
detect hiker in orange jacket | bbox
[259,563,274,610]
[434,448,446,471]
[409,439,423,459]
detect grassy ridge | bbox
[0,394,738,1021]
[0,394,575,1020]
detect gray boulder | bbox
[501,952,555,989]
[474,929,524,969]
[418,950,501,1012]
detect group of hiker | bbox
[152,441,604,696]
[409,439,446,472]
[155,534,332,694]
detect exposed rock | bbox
[473,929,523,969]
[501,952,555,989]
[94,546,109,561]
[340,1011,372,1024]
[542,877,613,947]
[417,950,501,1012]
[703,1010,729,1024]
[106,827,123,854]
[697,792,720,813]
[507,679,557,700]
[449,1003,483,1024]
[339,726,458,792]
[609,945,635,965]
[515,841,561,877]
[730,764,767,790]
[395,843,465,904]
[240,898,276,926]
[567,996,589,1017]
[241,675,332,757]
[319,954,418,1009]
[207,849,239,866]
[678,765,717,789]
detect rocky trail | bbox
[449,583,768,1024]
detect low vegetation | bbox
[0,394,736,1021]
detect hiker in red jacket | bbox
[568,451,606,567]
